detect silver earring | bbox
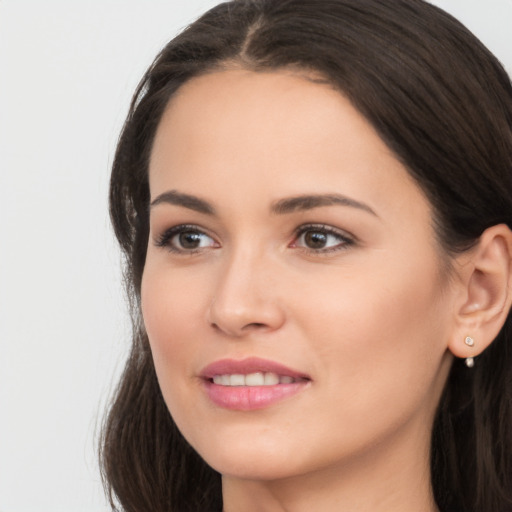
[465,336,475,367]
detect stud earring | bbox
[464,336,475,367]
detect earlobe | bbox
[448,224,512,361]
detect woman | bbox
[100,1,512,511]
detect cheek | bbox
[140,263,206,375]
[294,253,451,419]
[296,254,446,344]
[140,263,212,436]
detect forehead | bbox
[151,68,386,160]
[149,69,429,223]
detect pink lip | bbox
[200,357,310,380]
[200,357,311,411]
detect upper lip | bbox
[200,357,311,380]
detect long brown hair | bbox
[101,1,512,510]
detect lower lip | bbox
[203,380,309,411]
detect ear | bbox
[448,224,512,360]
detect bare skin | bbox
[142,69,512,511]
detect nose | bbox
[207,250,286,338]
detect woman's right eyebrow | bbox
[150,190,216,215]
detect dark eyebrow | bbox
[150,190,215,215]
[271,194,377,216]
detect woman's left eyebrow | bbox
[271,194,378,217]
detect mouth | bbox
[200,357,311,411]
[210,372,305,386]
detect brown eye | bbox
[171,229,217,251]
[156,225,218,253]
[304,231,328,249]
[293,225,353,252]
[178,231,204,249]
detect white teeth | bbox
[264,372,279,385]
[230,374,246,386]
[245,372,265,386]
[213,375,231,385]
[212,372,297,386]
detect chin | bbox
[188,427,310,480]
[206,451,303,481]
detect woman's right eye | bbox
[155,225,219,253]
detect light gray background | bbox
[1,2,511,511]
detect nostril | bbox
[209,320,269,336]
[244,322,267,330]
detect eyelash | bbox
[155,224,218,254]
[292,224,355,253]
[154,223,355,255]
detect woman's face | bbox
[142,69,457,481]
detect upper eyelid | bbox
[153,224,218,249]
[294,223,355,240]
[154,227,219,258]
[154,223,214,239]
[290,224,357,254]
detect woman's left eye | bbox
[291,225,354,252]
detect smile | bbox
[212,372,301,386]
[200,358,311,410]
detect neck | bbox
[222,416,440,512]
